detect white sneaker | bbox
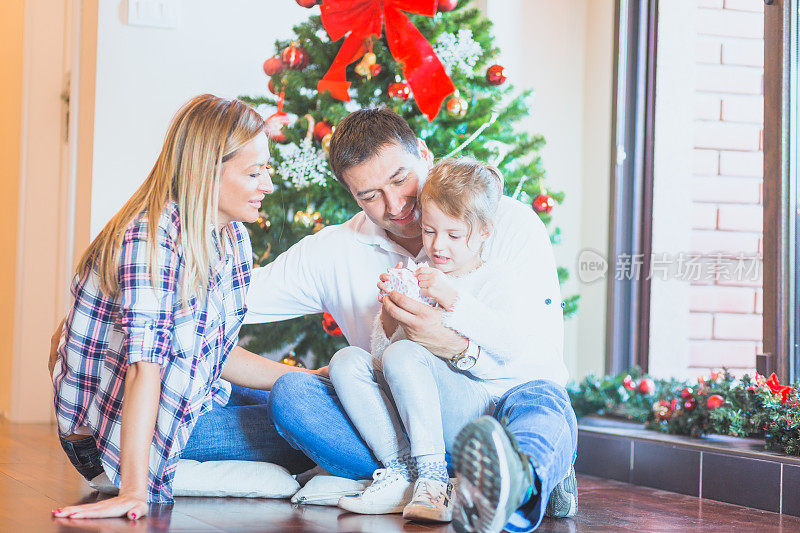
[337,468,414,515]
[402,478,455,523]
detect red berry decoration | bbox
[263,56,283,76]
[281,42,309,70]
[388,81,411,100]
[322,312,343,337]
[438,0,458,11]
[296,0,317,7]
[684,398,697,410]
[638,377,655,395]
[486,64,507,86]
[680,387,693,399]
[707,394,724,409]
[369,64,382,77]
[622,375,636,391]
[265,111,291,144]
[532,193,555,214]
[313,120,333,142]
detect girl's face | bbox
[420,200,489,277]
[218,131,273,227]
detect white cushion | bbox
[290,474,370,506]
[88,459,300,498]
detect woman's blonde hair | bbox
[419,157,504,237]
[76,94,265,302]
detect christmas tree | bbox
[239,0,579,366]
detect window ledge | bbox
[577,415,800,516]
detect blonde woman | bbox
[51,94,318,520]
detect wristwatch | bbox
[452,340,480,371]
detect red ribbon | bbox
[318,0,455,121]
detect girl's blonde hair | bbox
[419,157,504,236]
[75,94,265,302]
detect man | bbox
[245,107,578,532]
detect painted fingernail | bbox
[130,513,137,520]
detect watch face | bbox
[456,356,477,371]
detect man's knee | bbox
[268,371,320,428]
[328,346,373,383]
[382,340,434,381]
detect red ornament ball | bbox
[486,64,507,86]
[684,398,697,410]
[265,111,291,144]
[281,42,309,70]
[263,56,283,76]
[388,81,411,100]
[680,387,693,399]
[322,312,343,337]
[622,375,636,391]
[296,0,317,7]
[707,394,724,409]
[438,0,458,11]
[313,120,333,142]
[369,63,382,77]
[532,194,555,214]
[268,78,281,96]
[638,377,655,395]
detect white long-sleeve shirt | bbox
[244,196,567,385]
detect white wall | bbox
[91,0,310,236]
[487,0,614,379]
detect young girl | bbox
[328,158,566,523]
[51,94,319,520]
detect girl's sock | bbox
[383,452,415,481]
[415,453,449,484]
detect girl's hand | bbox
[52,492,148,520]
[416,267,458,310]
[379,304,399,338]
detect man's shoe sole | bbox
[451,416,518,533]
[544,466,578,518]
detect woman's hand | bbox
[416,267,458,310]
[52,492,148,520]
[314,365,330,378]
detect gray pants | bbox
[328,340,495,463]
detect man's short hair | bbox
[328,107,420,188]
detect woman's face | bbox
[218,132,272,227]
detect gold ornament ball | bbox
[446,95,468,118]
[321,132,332,154]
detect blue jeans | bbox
[181,383,315,474]
[268,373,577,531]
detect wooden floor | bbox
[4,420,800,532]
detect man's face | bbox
[341,141,432,244]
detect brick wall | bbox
[688,0,763,376]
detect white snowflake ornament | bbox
[434,29,483,76]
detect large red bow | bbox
[318,0,455,121]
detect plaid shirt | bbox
[52,201,252,503]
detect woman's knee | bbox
[328,346,373,383]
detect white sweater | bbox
[370,261,568,398]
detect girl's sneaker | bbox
[337,468,414,514]
[402,478,455,523]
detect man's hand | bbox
[381,290,467,359]
[415,267,458,310]
[49,317,66,378]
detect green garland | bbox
[568,369,800,455]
